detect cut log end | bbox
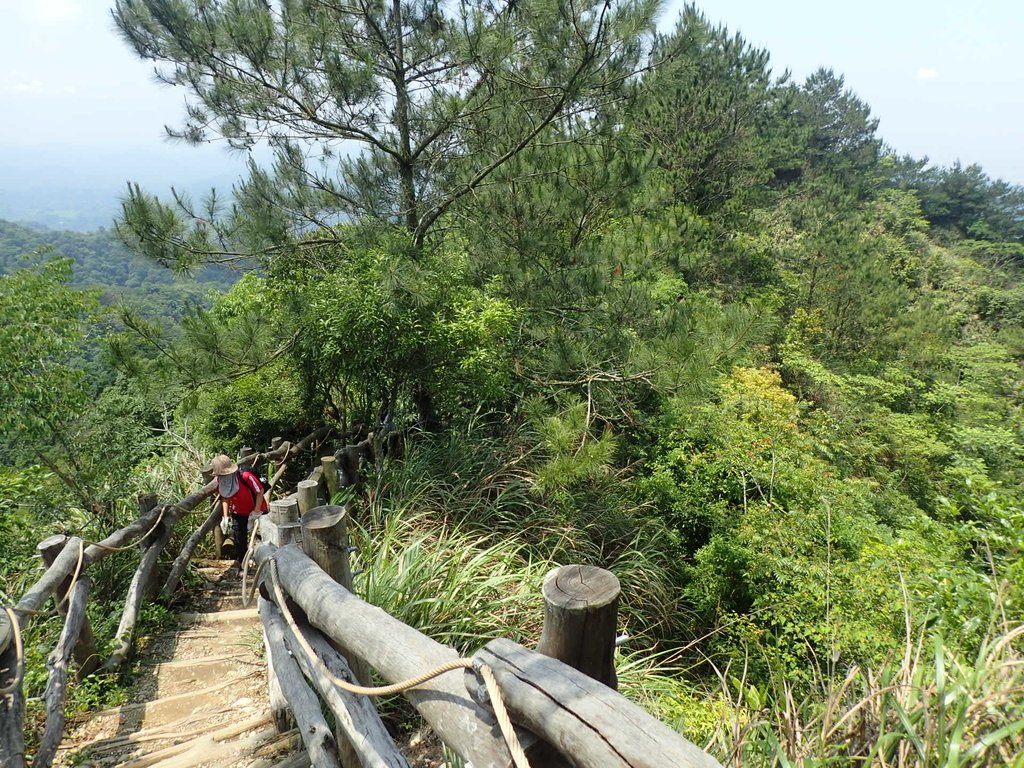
[542,565,620,611]
[300,505,346,531]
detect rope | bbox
[84,503,171,552]
[13,503,174,629]
[0,605,24,697]
[240,539,265,609]
[266,558,531,768]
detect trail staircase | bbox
[1,430,722,768]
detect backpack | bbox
[237,463,271,509]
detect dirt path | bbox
[55,560,307,768]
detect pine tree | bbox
[113,0,659,266]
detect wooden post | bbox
[203,465,225,558]
[297,480,320,515]
[321,455,341,499]
[213,519,225,560]
[271,436,284,452]
[34,574,91,768]
[264,627,296,734]
[38,536,99,677]
[537,565,620,690]
[300,506,369,686]
[271,601,410,768]
[300,506,352,587]
[253,544,518,768]
[259,598,341,767]
[136,495,168,600]
[137,494,159,545]
[0,633,26,768]
[269,499,301,547]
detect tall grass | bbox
[693,619,1024,767]
[353,509,551,652]
[363,425,688,644]
[610,619,1024,767]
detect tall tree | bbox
[113,0,660,266]
[770,68,882,191]
[632,5,776,216]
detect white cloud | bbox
[915,68,939,80]
[13,80,46,94]
[0,78,79,97]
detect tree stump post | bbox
[321,455,341,500]
[297,479,320,515]
[269,499,301,547]
[300,505,369,686]
[38,535,99,677]
[537,565,620,690]
[271,436,284,452]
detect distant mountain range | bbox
[0,143,253,231]
[0,216,237,320]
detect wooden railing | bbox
[0,426,335,768]
[0,433,722,768]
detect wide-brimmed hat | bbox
[211,454,238,476]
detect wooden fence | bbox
[0,430,722,768]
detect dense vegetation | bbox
[3,1,1024,764]
[0,219,235,312]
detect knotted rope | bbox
[264,557,531,768]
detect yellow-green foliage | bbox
[644,366,1006,680]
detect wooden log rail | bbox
[2,426,722,768]
[252,540,722,768]
[0,482,216,768]
[0,426,341,768]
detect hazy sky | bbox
[0,0,1021,185]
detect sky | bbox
[0,0,1021,212]
[671,0,1024,183]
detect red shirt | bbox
[223,470,268,516]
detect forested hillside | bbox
[0,219,235,313]
[3,1,1024,764]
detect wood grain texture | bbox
[537,565,620,689]
[253,544,515,768]
[260,597,342,768]
[469,639,722,768]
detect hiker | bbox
[211,453,269,575]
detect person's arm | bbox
[253,491,265,515]
[222,498,230,518]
